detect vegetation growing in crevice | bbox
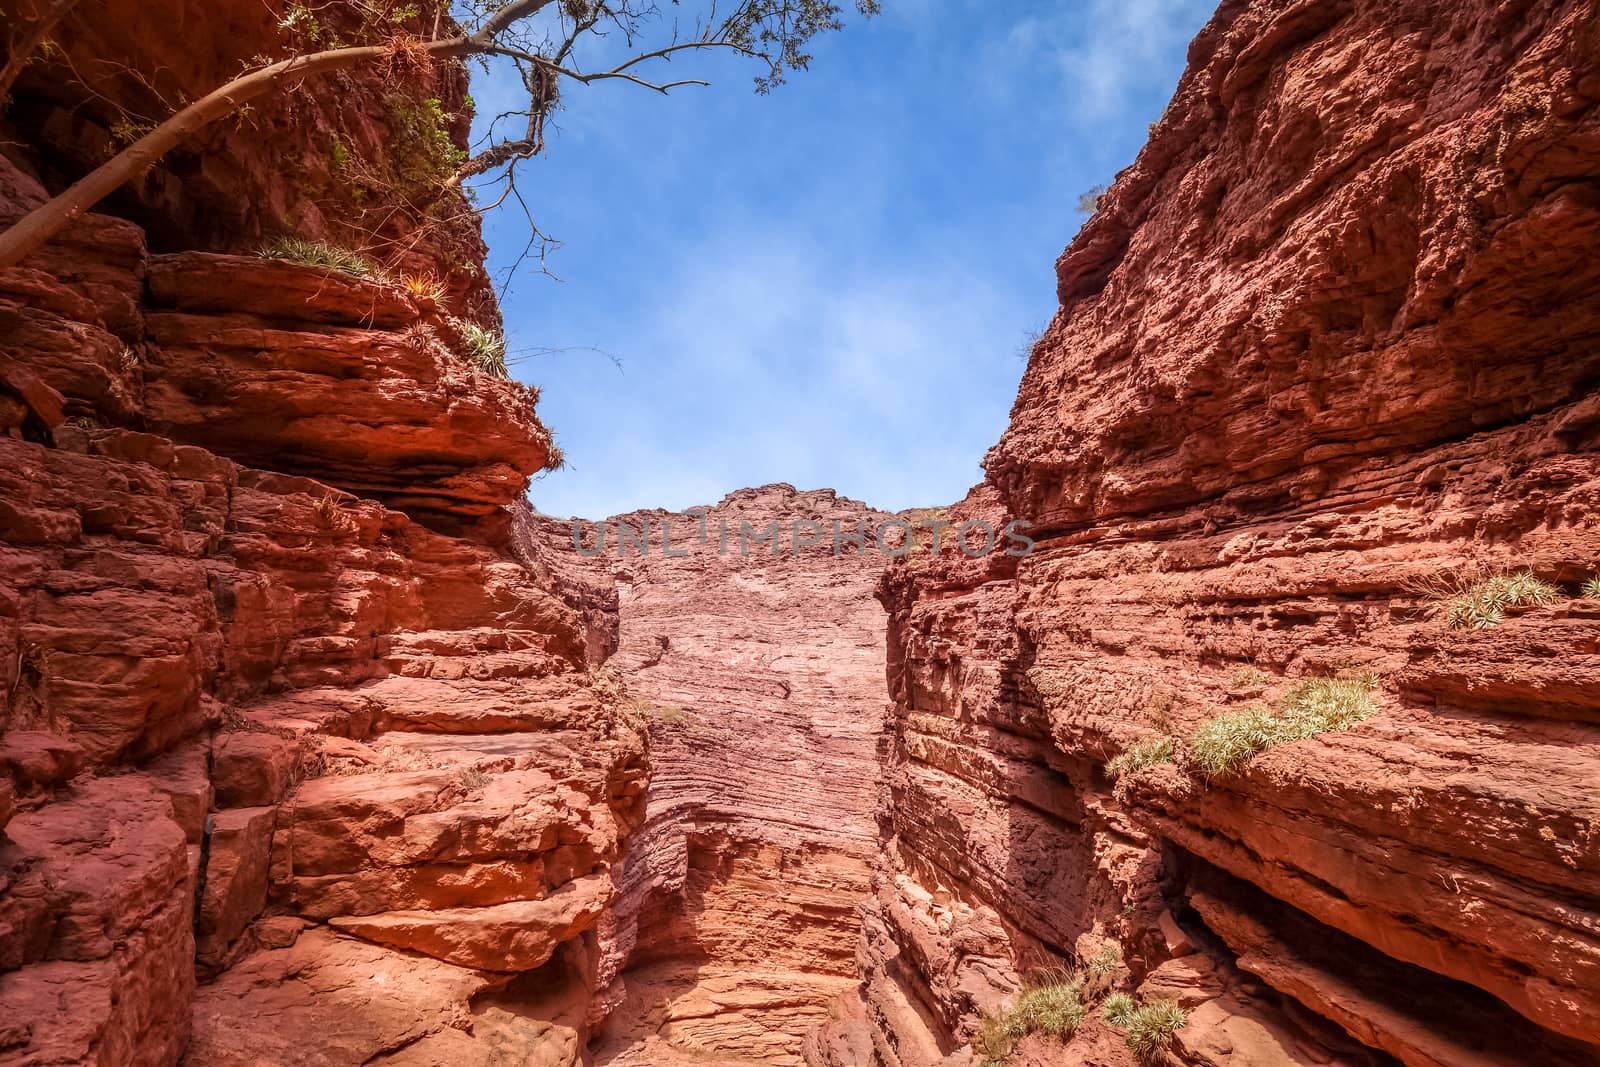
[542,439,567,473]
[1229,665,1272,690]
[455,765,490,791]
[628,697,716,738]
[1101,992,1136,1027]
[1189,705,1277,780]
[972,946,1124,1065]
[1582,577,1600,600]
[257,235,382,278]
[1413,569,1562,629]
[333,94,467,207]
[1106,735,1174,779]
[973,979,1085,1067]
[1444,571,1560,629]
[1108,999,1187,1063]
[1189,674,1379,779]
[401,272,448,303]
[455,321,509,377]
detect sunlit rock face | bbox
[6,0,1600,1063]
[0,7,644,1054]
[542,486,897,1065]
[0,210,649,1063]
[815,1,1600,1065]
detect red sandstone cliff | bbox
[7,0,1600,1064]
[831,1,1600,1065]
[0,6,643,1063]
[541,486,897,1065]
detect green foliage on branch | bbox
[722,0,883,92]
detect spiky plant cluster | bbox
[1445,571,1560,629]
[401,321,443,354]
[1583,577,1600,600]
[1106,736,1175,779]
[401,272,447,303]
[257,236,380,278]
[1120,1000,1187,1063]
[1190,706,1278,779]
[972,979,1085,1066]
[1190,675,1378,779]
[1085,945,1120,976]
[1277,675,1379,735]
[1077,944,1123,1000]
[456,322,509,378]
[1013,982,1086,1037]
[1101,993,1136,1028]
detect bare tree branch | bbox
[0,0,878,270]
[0,0,558,267]
[0,0,82,101]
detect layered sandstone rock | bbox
[836,1,1600,1065]
[541,487,898,1065]
[0,145,642,1063]
[9,0,1600,1064]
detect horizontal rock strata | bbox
[823,1,1600,1064]
[0,149,641,1064]
[546,487,896,1065]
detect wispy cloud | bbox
[523,221,1026,518]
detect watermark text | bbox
[569,513,1035,559]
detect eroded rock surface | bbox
[0,139,642,1063]
[825,1,1600,1065]
[8,0,1600,1064]
[544,487,897,1065]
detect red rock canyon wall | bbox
[542,487,897,1065]
[826,1,1600,1065]
[6,0,1600,1065]
[0,4,644,1062]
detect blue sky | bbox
[472,0,1217,520]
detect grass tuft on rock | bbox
[1583,577,1600,600]
[257,236,380,278]
[1190,675,1378,779]
[1101,992,1136,1028]
[1190,705,1279,779]
[1229,665,1271,690]
[455,765,490,791]
[1015,981,1086,1038]
[1106,736,1174,779]
[1444,571,1560,629]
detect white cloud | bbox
[973,0,1205,122]
[474,0,1217,520]
[523,220,1028,518]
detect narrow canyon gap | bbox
[0,1,1598,1067]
